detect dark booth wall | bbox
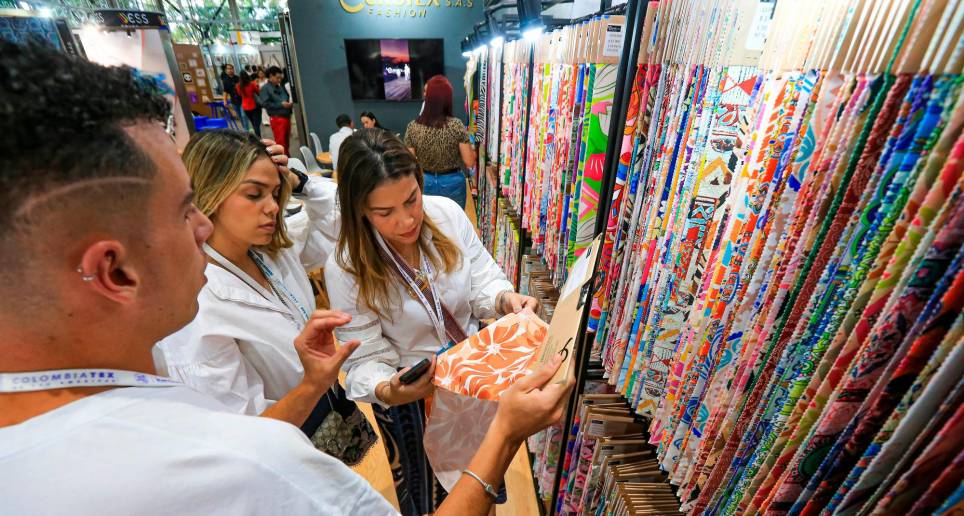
[287,0,482,144]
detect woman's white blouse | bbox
[153,177,340,415]
[325,196,514,407]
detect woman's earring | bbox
[76,267,95,282]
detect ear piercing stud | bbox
[76,268,95,282]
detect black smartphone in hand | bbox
[399,358,432,385]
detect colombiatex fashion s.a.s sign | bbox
[338,0,474,19]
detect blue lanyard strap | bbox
[203,243,310,329]
[249,250,311,326]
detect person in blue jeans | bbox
[403,75,475,209]
[422,168,468,209]
[220,64,249,131]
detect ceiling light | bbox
[523,26,543,41]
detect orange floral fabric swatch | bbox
[425,309,550,491]
[433,309,549,400]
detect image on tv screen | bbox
[344,38,444,101]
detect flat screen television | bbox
[344,38,444,101]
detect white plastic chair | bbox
[310,132,324,154]
[287,157,308,173]
[300,146,324,174]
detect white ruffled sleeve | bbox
[154,319,271,416]
[290,176,341,271]
[324,255,399,408]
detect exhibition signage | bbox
[338,0,475,18]
[91,9,168,30]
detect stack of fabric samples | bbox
[491,0,964,514]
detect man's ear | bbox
[76,240,140,305]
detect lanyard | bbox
[374,233,450,348]
[203,244,310,329]
[249,250,311,326]
[0,369,179,393]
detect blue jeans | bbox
[423,170,466,209]
[232,100,249,131]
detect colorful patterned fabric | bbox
[433,310,548,400]
[473,4,964,512]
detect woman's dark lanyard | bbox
[373,232,468,351]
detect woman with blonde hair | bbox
[154,130,375,464]
[325,128,538,514]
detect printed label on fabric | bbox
[745,1,776,51]
[535,235,603,384]
[603,24,625,57]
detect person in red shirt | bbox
[236,71,262,137]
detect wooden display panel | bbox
[173,44,216,117]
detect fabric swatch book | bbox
[424,236,603,490]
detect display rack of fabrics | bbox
[495,198,524,290]
[478,164,501,254]
[557,0,963,513]
[487,42,503,176]
[472,7,632,290]
[501,39,535,216]
[543,391,674,515]
[523,15,628,292]
[472,0,964,513]
[471,42,505,255]
[466,2,650,511]
[473,4,649,512]
[526,5,656,511]
[465,52,480,150]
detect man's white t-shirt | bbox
[328,126,354,172]
[0,386,398,515]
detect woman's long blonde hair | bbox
[183,129,293,255]
[336,128,461,319]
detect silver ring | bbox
[77,267,95,282]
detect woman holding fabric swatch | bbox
[325,128,538,515]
